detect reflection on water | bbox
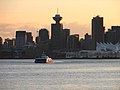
[0,59,120,90]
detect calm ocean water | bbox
[0,59,120,90]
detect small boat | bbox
[35,54,52,63]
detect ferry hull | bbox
[35,59,46,63]
[35,58,52,63]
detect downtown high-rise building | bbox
[61,29,70,49]
[92,16,104,43]
[104,26,120,44]
[15,31,27,48]
[0,37,2,48]
[26,32,33,43]
[51,13,63,50]
[0,37,2,44]
[80,33,95,50]
[39,28,49,42]
[67,34,79,50]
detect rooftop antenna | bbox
[57,8,59,14]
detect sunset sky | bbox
[0,0,120,40]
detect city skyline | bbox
[0,0,120,40]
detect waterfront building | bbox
[65,50,97,58]
[96,42,120,52]
[39,28,49,42]
[51,12,63,50]
[92,16,104,44]
[15,31,27,48]
[65,49,120,59]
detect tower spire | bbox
[57,8,59,14]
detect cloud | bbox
[0,23,16,39]
[17,23,39,39]
[0,23,39,41]
[64,22,91,38]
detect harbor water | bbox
[0,59,120,90]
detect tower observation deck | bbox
[53,9,62,24]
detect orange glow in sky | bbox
[0,0,120,40]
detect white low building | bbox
[96,42,120,52]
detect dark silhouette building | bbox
[80,33,95,50]
[0,37,2,48]
[4,38,15,47]
[0,37,2,45]
[61,28,70,49]
[36,36,40,44]
[15,31,27,48]
[92,16,104,43]
[104,29,116,44]
[39,28,49,42]
[37,28,50,52]
[104,26,120,44]
[112,26,120,43]
[67,34,79,50]
[51,13,63,50]
[26,32,33,43]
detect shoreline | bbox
[0,57,120,59]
